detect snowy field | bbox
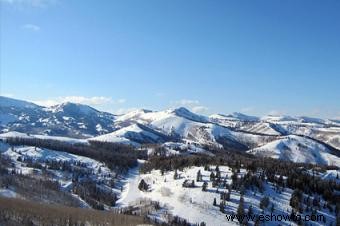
[117,165,337,226]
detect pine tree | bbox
[138,179,149,191]
[174,169,178,180]
[213,198,217,206]
[196,170,202,182]
[260,196,270,210]
[248,205,253,216]
[237,196,245,222]
[219,200,225,213]
[202,182,208,191]
[210,172,215,181]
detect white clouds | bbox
[116,98,126,104]
[173,99,200,106]
[1,0,57,8]
[114,108,138,115]
[1,93,15,98]
[191,105,209,113]
[32,96,126,108]
[267,110,285,116]
[22,24,41,31]
[171,99,209,114]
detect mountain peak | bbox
[50,102,99,115]
[171,107,191,114]
[261,115,297,122]
[229,112,259,121]
[210,112,259,122]
[170,107,209,123]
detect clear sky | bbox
[0,0,339,118]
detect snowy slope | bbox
[0,96,117,137]
[261,115,298,122]
[2,96,339,166]
[240,122,282,135]
[89,123,171,146]
[118,165,336,226]
[0,131,89,145]
[114,108,247,149]
[247,135,340,166]
[209,113,259,128]
[0,96,40,109]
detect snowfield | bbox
[0,141,111,176]
[0,131,89,145]
[247,135,340,167]
[117,165,337,226]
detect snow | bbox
[96,123,104,132]
[89,124,165,146]
[0,96,39,109]
[247,135,340,167]
[1,144,108,173]
[118,165,237,225]
[261,115,298,122]
[212,112,259,122]
[112,124,159,140]
[117,164,337,225]
[162,141,213,156]
[0,131,89,145]
[89,134,139,146]
[116,160,145,206]
[0,189,18,198]
[170,107,209,123]
[115,109,153,123]
[49,102,98,115]
[321,170,340,182]
[298,116,326,124]
[240,122,282,135]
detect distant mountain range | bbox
[1,96,339,166]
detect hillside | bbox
[1,96,340,167]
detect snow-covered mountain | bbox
[247,135,340,166]
[0,96,116,138]
[0,97,339,225]
[89,123,172,145]
[1,96,339,166]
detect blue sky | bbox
[0,0,339,118]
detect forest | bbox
[2,136,147,172]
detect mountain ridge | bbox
[1,96,340,166]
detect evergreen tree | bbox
[248,205,253,216]
[219,200,225,213]
[260,196,270,210]
[210,172,215,181]
[237,196,245,222]
[271,203,275,213]
[174,169,178,180]
[138,179,149,191]
[202,182,208,191]
[196,170,202,182]
[204,165,209,171]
